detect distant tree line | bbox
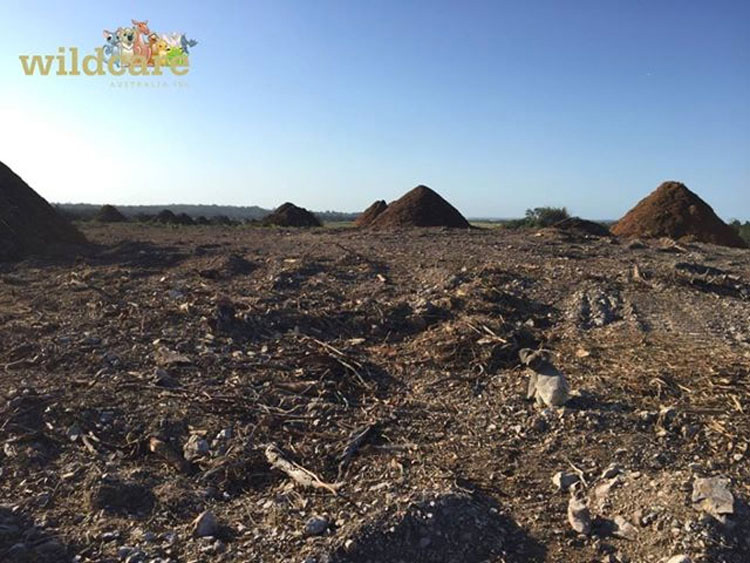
[501,206,571,229]
[54,203,358,223]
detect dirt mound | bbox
[174,212,194,226]
[612,182,747,248]
[354,200,388,227]
[369,185,470,229]
[196,254,256,279]
[331,493,532,563]
[94,204,127,223]
[0,161,86,261]
[263,202,322,227]
[154,209,195,225]
[154,209,177,224]
[552,217,612,237]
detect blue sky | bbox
[1,0,748,219]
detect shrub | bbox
[730,220,750,244]
[525,206,570,227]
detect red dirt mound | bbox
[369,185,470,229]
[0,161,86,261]
[355,200,388,227]
[263,202,322,227]
[612,182,746,248]
[95,204,127,223]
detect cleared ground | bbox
[1,223,749,562]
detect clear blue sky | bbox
[1,0,748,219]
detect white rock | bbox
[613,515,637,540]
[691,477,734,522]
[552,471,580,492]
[664,556,691,563]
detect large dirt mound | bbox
[369,185,470,229]
[354,200,388,227]
[263,202,322,227]
[612,182,747,248]
[0,161,86,261]
[95,204,127,223]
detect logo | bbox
[19,19,198,77]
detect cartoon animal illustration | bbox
[164,33,183,48]
[147,33,159,64]
[102,29,120,64]
[180,34,198,55]
[103,22,197,68]
[166,46,186,66]
[150,37,170,65]
[116,27,136,66]
[131,19,152,64]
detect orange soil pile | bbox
[95,204,128,223]
[612,181,747,248]
[369,185,470,229]
[263,202,322,227]
[355,200,388,227]
[0,161,86,261]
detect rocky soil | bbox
[1,223,748,563]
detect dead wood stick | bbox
[338,423,378,479]
[563,456,588,487]
[264,444,341,495]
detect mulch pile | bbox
[612,181,747,248]
[263,202,322,227]
[552,217,612,237]
[155,210,178,224]
[369,185,470,229]
[354,200,387,227]
[95,204,127,223]
[154,210,194,226]
[0,161,86,261]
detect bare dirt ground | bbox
[1,223,749,563]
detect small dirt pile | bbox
[369,185,470,229]
[354,200,388,227]
[174,213,194,226]
[95,204,127,223]
[155,209,177,224]
[263,202,322,227]
[552,217,612,237]
[0,161,86,261]
[612,182,746,248]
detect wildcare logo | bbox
[19,19,198,77]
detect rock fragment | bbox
[183,434,210,461]
[192,510,219,537]
[691,476,734,523]
[612,515,638,540]
[304,516,330,536]
[552,471,580,492]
